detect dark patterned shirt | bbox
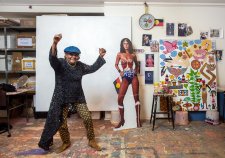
[49,50,106,104]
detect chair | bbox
[150,94,175,131]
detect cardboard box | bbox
[16,33,36,48]
[22,58,36,71]
[12,52,22,71]
[20,19,36,27]
[0,55,12,71]
[0,35,16,49]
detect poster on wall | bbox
[150,40,159,52]
[142,34,152,46]
[159,39,217,111]
[145,71,154,84]
[166,23,175,36]
[145,54,154,67]
[178,23,187,37]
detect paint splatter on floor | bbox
[0,116,225,158]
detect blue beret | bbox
[64,46,81,54]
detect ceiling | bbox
[1,0,225,6]
[1,0,224,18]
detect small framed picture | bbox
[210,28,223,38]
[166,23,175,36]
[200,31,208,40]
[145,71,154,84]
[178,23,187,37]
[214,50,223,61]
[142,34,152,46]
[150,40,159,52]
[22,58,36,71]
[145,54,154,67]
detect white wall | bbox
[104,3,225,119]
[1,2,225,119]
[36,16,131,112]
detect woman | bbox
[115,38,141,128]
[38,34,106,153]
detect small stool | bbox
[150,94,175,131]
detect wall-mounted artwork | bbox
[142,34,152,46]
[200,31,208,40]
[145,71,154,84]
[159,39,217,111]
[150,40,159,52]
[209,28,223,39]
[154,19,164,26]
[166,23,174,36]
[178,23,187,37]
[134,49,144,54]
[145,54,154,67]
[214,50,223,61]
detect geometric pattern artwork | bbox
[159,39,217,111]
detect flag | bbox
[113,77,121,94]
[154,19,164,26]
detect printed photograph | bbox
[178,23,187,37]
[145,71,154,84]
[210,28,223,38]
[145,54,154,67]
[200,31,208,40]
[142,34,152,46]
[150,40,159,52]
[166,23,175,36]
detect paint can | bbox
[110,110,120,125]
[175,111,189,125]
[205,110,219,125]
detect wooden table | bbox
[0,88,35,137]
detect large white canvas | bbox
[36,16,132,114]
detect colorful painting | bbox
[159,39,217,111]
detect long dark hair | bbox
[120,38,133,54]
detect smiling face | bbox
[65,53,80,65]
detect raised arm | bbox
[82,48,106,75]
[49,34,62,70]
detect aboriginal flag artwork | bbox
[154,19,164,26]
[159,39,217,111]
[113,77,121,94]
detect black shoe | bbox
[38,143,50,151]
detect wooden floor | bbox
[0,115,225,158]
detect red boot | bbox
[115,106,125,128]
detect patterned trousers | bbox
[58,103,95,144]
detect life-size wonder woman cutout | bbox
[114,38,142,128]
